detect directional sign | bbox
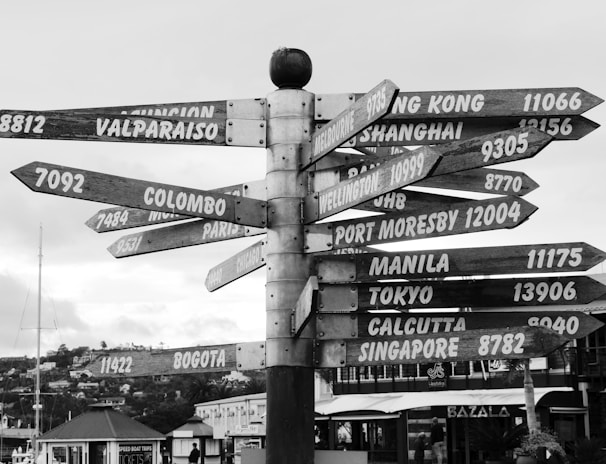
[314,242,606,281]
[108,220,265,258]
[11,162,267,228]
[87,341,266,377]
[315,87,604,120]
[315,326,568,367]
[305,196,537,252]
[350,115,597,146]
[0,110,266,146]
[292,277,319,337]
[304,146,441,222]
[316,311,604,342]
[302,79,399,168]
[64,98,267,120]
[205,239,266,292]
[86,179,266,233]
[350,190,472,215]
[315,275,606,311]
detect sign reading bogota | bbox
[304,196,537,252]
[0,110,267,146]
[314,242,606,281]
[11,162,267,228]
[314,87,603,120]
[316,275,606,311]
[87,342,266,377]
[303,79,399,168]
[315,326,568,367]
[316,311,604,342]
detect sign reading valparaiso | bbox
[316,311,604,342]
[315,87,603,120]
[303,79,399,168]
[87,341,266,377]
[314,242,606,281]
[11,162,267,228]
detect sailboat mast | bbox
[34,223,42,457]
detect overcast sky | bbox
[1,1,605,358]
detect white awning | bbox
[314,387,572,416]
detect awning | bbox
[315,387,572,416]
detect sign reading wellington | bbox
[303,79,399,168]
[11,162,267,228]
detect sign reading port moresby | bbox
[314,242,606,281]
[87,342,266,377]
[11,162,267,228]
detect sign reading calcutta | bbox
[11,162,267,228]
[315,275,606,311]
[314,242,606,281]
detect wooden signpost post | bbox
[4,49,604,464]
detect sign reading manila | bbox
[302,79,399,168]
[304,196,537,252]
[315,326,569,367]
[316,311,604,342]
[11,162,267,228]
[314,242,606,282]
[314,87,603,120]
[315,275,606,311]
[87,341,266,377]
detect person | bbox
[430,417,444,464]
[188,443,200,464]
[414,432,427,464]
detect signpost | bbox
[314,242,606,281]
[302,79,399,168]
[315,275,606,311]
[11,161,267,228]
[5,48,604,464]
[86,341,266,377]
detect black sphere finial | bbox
[269,48,312,89]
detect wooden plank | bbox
[314,242,606,281]
[316,275,606,311]
[292,277,319,337]
[350,115,597,146]
[11,161,267,228]
[108,220,265,258]
[86,342,266,377]
[302,79,399,168]
[304,196,537,252]
[315,87,604,120]
[205,239,266,292]
[86,179,266,233]
[315,326,568,367]
[316,311,604,341]
[0,109,267,146]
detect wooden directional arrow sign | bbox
[304,146,441,222]
[292,276,319,337]
[314,242,606,281]
[315,87,604,120]
[11,162,267,228]
[305,196,537,252]
[350,115,597,146]
[86,179,266,233]
[205,239,266,292]
[0,110,266,146]
[316,275,606,311]
[315,326,568,367]
[108,220,265,258]
[63,98,267,120]
[349,190,472,215]
[87,341,266,377]
[302,79,399,169]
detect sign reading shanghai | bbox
[87,342,266,377]
[11,162,267,228]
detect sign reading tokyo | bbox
[304,79,399,168]
[315,326,567,367]
[315,87,603,120]
[11,162,267,228]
